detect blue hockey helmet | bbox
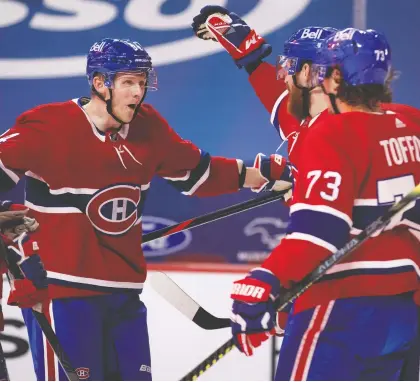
[276,26,338,80]
[313,28,391,86]
[86,38,157,90]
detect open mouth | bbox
[127,104,137,110]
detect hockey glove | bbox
[230,268,281,356]
[0,200,39,240]
[6,232,49,309]
[192,5,272,68]
[252,153,294,197]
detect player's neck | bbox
[309,91,330,118]
[83,98,121,132]
[336,100,383,114]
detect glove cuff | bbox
[238,162,247,188]
[236,43,272,69]
[249,267,281,299]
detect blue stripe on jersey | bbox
[25,176,149,216]
[319,264,415,282]
[46,277,144,294]
[0,169,17,192]
[404,202,420,227]
[25,176,90,211]
[288,209,350,249]
[353,202,420,230]
[165,151,211,194]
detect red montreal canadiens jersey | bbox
[262,111,420,312]
[0,99,241,299]
[249,62,420,312]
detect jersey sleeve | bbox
[155,115,241,197]
[0,108,51,192]
[262,118,368,287]
[248,62,300,141]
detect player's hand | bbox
[252,153,294,194]
[6,232,49,309]
[230,268,280,356]
[0,200,39,240]
[191,5,272,68]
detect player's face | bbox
[322,68,341,95]
[284,67,311,121]
[111,73,147,123]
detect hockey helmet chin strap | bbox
[320,83,341,114]
[292,75,316,119]
[92,85,147,125]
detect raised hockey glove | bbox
[252,153,294,197]
[230,268,281,356]
[0,200,39,240]
[6,232,49,308]
[192,5,272,68]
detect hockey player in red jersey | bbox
[229,28,420,380]
[192,7,337,170]
[193,7,420,379]
[0,38,294,380]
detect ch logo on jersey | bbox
[75,367,90,380]
[86,185,141,236]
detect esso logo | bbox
[0,0,310,79]
[141,216,192,257]
[86,185,141,236]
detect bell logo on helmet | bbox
[333,28,356,42]
[300,28,323,39]
[89,41,106,53]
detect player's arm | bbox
[228,121,367,355]
[155,118,293,196]
[156,125,250,196]
[192,6,298,141]
[0,109,50,192]
[261,122,367,286]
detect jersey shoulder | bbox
[305,112,372,159]
[382,102,420,125]
[16,100,77,125]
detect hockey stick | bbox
[150,271,286,332]
[0,337,9,381]
[142,191,287,244]
[0,240,79,381]
[180,183,420,381]
[150,271,230,330]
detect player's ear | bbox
[300,62,312,86]
[323,67,342,95]
[92,74,107,96]
[331,68,342,85]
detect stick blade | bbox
[149,271,200,321]
[149,271,230,330]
